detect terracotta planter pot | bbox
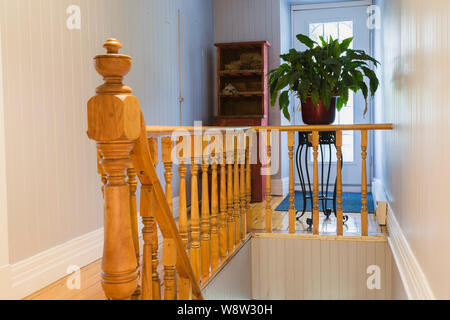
[301,97,337,125]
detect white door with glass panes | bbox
[292,5,373,191]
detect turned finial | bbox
[94,38,132,95]
[103,38,122,54]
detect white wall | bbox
[0,0,213,269]
[202,240,252,300]
[374,0,450,299]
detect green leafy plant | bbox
[268,33,380,121]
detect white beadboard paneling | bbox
[202,240,252,300]
[252,235,393,300]
[373,0,450,299]
[0,0,214,264]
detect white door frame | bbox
[291,0,373,12]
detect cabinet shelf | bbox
[219,91,264,98]
[219,69,263,77]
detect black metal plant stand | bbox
[295,131,349,230]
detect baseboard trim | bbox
[272,177,289,196]
[372,179,435,300]
[7,228,103,300]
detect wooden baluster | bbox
[127,167,140,260]
[312,131,320,235]
[163,239,177,300]
[288,132,295,234]
[140,185,154,300]
[161,137,174,215]
[201,138,211,280]
[219,133,228,260]
[246,134,252,234]
[226,132,235,253]
[239,133,247,240]
[210,136,220,271]
[265,130,272,233]
[161,137,177,297]
[88,39,139,300]
[361,130,369,236]
[148,138,161,300]
[336,131,344,236]
[176,136,191,300]
[190,135,201,281]
[233,135,240,245]
[127,166,141,299]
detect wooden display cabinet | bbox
[214,41,271,202]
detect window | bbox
[309,21,355,163]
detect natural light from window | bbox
[309,21,354,163]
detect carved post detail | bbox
[226,132,235,253]
[97,152,107,198]
[245,134,252,234]
[148,138,161,300]
[265,130,272,233]
[219,133,228,260]
[87,39,140,300]
[140,185,154,300]
[163,239,177,300]
[336,131,344,236]
[201,138,211,280]
[127,166,141,299]
[161,137,174,215]
[239,132,247,240]
[288,132,295,234]
[361,130,369,236]
[210,136,220,271]
[233,136,240,245]
[312,131,320,235]
[190,135,201,281]
[176,136,190,300]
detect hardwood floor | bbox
[25,196,385,300]
[251,197,386,237]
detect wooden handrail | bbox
[146,126,251,137]
[252,124,394,131]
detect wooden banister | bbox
[88,39,202,300]
[88,39,141,300]
[89,40,395,302]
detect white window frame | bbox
[291,0,373,12]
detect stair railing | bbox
[88,39,253,300]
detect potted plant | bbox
[268,34,380,124]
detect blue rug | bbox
[275,191,375,213]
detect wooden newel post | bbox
[87,39,140,300]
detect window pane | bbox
[324,22,339,41]
[339,21,353,43]
[309,23,324,44]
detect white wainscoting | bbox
[251,234,392,300]
[2,228,103,300]
[372,179,434,300]
[202,240,252,300]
